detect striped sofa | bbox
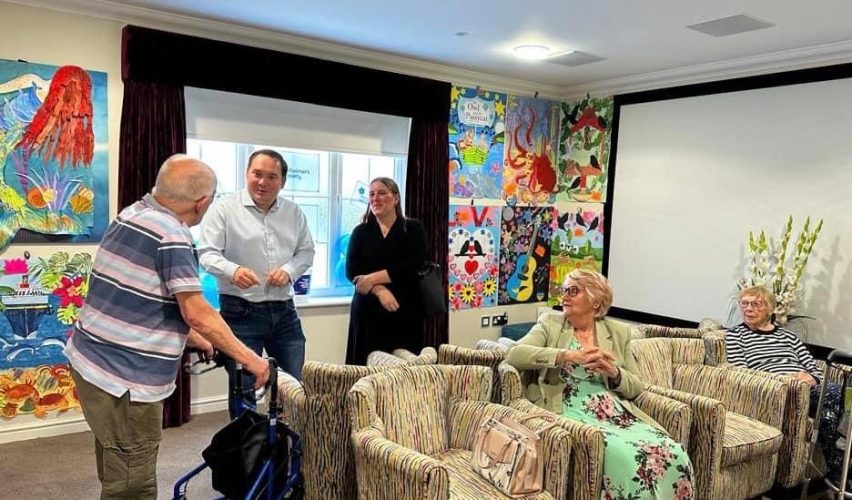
[631,337,787,499]
[499,359,692,500]
[347,364,573,499]
[277,347,436,500]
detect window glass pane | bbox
[186,139,405,298]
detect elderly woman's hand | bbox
[581,346,619,378]
[792,371,817,386]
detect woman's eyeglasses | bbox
[739,300,765,310]
[561,285,582,297]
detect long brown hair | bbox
[361,177,405,224]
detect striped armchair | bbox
[631,337,787,500]
[499,362,691,500]
[277,347,436,500]
[347,364,573,499]
[437,344,506,402]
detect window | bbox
[187,138,407,298]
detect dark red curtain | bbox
[118,80,190,427]
[406,118,449,348]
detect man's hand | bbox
[793,371,818,386]
[267,268,291,287]
[246,356,271,390]
[232,266,261,289]
[186,329,215,361]
[581,346,618,378]
[353,274,376,295]
[374,286,399,312]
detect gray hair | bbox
[564,269,613,319]
[152,154,217,202]
[738,285,776,311]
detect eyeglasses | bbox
[561,285,582,297]
[739,300,765,310]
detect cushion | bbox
[722,412,784,467]
[502,322,536,341]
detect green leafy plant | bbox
[738,216,823,325]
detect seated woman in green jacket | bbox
[506,269,694,499]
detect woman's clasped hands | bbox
[559,345,619,379]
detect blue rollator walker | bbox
[173,354,304,500]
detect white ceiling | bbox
[22,0,852,97]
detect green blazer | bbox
[506,313,663,431]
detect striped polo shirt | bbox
[64,194,201,402]
[725,322,822,383]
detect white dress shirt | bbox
[198,190,315,302]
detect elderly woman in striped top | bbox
[726,285,843,474]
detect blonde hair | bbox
[738,285,776,311]
[565,269,613,319]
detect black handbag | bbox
[418,261,447,316]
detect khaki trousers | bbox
[71,369,163,500]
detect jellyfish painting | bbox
[0,60,106,249]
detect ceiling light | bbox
[513,45,550,60]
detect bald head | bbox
[152,154,217,202]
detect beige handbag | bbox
[470,413,558,498]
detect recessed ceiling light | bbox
[513,45,550,60]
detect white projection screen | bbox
[608,70,852,350]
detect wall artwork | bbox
[502,95,561,206]
[449,85,506,199]
[448,205,500,310]
[499,206,553,305]
[557,95,613,203]
[548,202,605,305]
[0,58,109,250]
[0,251,91,419]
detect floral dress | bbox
[560,339,694,500]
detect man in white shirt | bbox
[199,149,315,418]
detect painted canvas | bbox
[558,95,613,202]
[0,59,108,250]
[449,86,506,199]
[548,202,605,305]
[448,205,499,310]
[0,251,91,418]
[499,206,553,305]
[503,95,561,206]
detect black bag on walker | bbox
[202,410,272,499]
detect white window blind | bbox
[185,87,411,156]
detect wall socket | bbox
[480,316,491,328]
[492,313,508,326]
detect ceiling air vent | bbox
[687,14,775,37]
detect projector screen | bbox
[608,71,852,350]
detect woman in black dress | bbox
[345,177,426,365]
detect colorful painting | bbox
[449,86,506,199]
[0,251,91,419]
[448,205,500,310]
[502,95,561,206]
[558,95,613,202]
[548,203,605,305]
[499,206,553,305]
[0,59,109,250]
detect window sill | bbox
[294,295,352,309]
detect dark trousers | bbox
[219,295,305,419]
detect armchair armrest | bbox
[277,370,307,431]
[498,362,525,406]
[633,391,692,448]
[351,427,450,500]
[646,385,725,500]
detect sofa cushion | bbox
[430,448,554,499]
[722,412,783,467]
